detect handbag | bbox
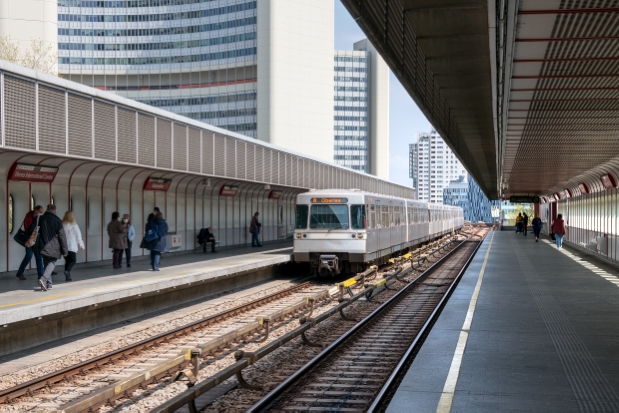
[139,237,147,249]
[20,215,40,248]
[13,224,30,247]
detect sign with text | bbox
[143,177,171,191]
[601,174,616,189]
[311,197,348,203]
[8,163,59,183]
[269,190,283,199]
[509,196,540,204]
[219,185,238,197]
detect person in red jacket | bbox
[552,214,567,249]
[15,205,45,280]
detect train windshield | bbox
[310,205,349,229]
[295,205,309,229]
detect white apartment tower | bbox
[57,0,334,162]
[410,129,467,203]
[334,39,389,178]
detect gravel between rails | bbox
[0,278,312,412]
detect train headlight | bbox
[357,233,364,239]
[296,233,302,239]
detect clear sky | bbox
[334,0,430,188]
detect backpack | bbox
[144,222,160,242]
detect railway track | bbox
[248,231,487,412]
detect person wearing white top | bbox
[62,211,85,282]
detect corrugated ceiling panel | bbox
[237,141,246,180]
[173,123,187,171]
[188,128,200,173]
[214,135,225,176]
[38,85,66,154]
[67,93,92,158]
[203,132,214,175]
[226,138,236,178]
[255,146,264,182]
[246,144,255,181]
[156,118,172,169]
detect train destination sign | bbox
[143,177,171,191]
[8,163,59,183]
[311,198,348,203]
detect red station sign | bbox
[578,183,589,194]
[143,177,171,191]
[219,185,238,197]
[8,163,59,183]
[269,190,283,199]
[601,174,617,189]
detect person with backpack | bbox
[552,214,567,249]
[145,212,169,271]
[15,205,45,280]
[107,211,128,269]
[250,211,262,247]
[62,211,85,281]
[30,204,68,291]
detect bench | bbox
[196,240,221,252]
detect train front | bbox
[293,190,367,277]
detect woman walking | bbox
[552,213,566,249]
[146,212,169,271]
[62,211,84,281]
[119,214,135,268]
[531,215,542,243]
[107,211,128,269]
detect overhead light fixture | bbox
[265,184,271,190]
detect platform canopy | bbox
[342,0,619,199]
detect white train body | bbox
[293,189,464,275]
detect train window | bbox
[369,204,376,229]
[393,206,399,226]
[310,204,349,230]
[351,205,365,229]
[295,205,308,229]
[381,205,389,228]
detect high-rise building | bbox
[466,175,500,223]
[443,175,468,207]
[409,129,467,203]
[57,0,334,162]
[333,39,389,178]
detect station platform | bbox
[387,230,619,412]
[0,241,293,356]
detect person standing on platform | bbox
[552,213,566,249]
[523,212,529,236]
[107,211,128,269]
[119,214,135,267]
[198,226,217,253]
[250,212,262,247]
[62,211,84,282]
[147,212,169,271]
[15,205,45,280]
[31,204,68,291]
[515,213,523,234]
[531,215,542,243]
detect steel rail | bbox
[0,280,316,405]
[245,237,475,412]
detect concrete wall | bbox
[257,0,334,163]
[0,0,58,73]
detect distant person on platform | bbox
[119,214,135,268]
[250,212,262,247]
[146,212,169,271]
[522,212,529,236]
[531,215,543,243]
[515,213,523,234]
[107,211,128,269]
[62,211,85,282]
[552,214,567,249]
[15,205,45,281]
[197,227,217,253]
[31,204,68,291]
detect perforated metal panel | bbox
[246,144,255,181]
[237,141,246,180]
[214,135,225,176]
[271,151,278,184]
[5,75,36,150]
[67,93,92,157]
[138,113,155,166]
[94,101,115,160]
[264,149,273,183]
[156,118,172,169]
[117,108,136,164]
[173,123,187,171]
[38,85,66,154]
[285,155,291,186]
[226,138,236,178]
[203,133,214,175]
[255,146,264,182]
[290,157,297,187]
[188,128,200,173]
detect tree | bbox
[0,36,58,76]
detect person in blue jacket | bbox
[145,212,169,271]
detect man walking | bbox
[31,204,68,291]
[15,205,45,280]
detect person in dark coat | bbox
[146,212,168,271]
[523,212,529,236]
[197,227,217,253]
[15,205,45,280]
[107,211,128,269]
[250,212,262,247]
[531,215,543,242]
[30,204,68,291]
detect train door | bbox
[367,199,378,257]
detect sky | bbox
[334,1,430,188]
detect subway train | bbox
[293,189,464,276]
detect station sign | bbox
[601,174,617,189]
[509,196,540,204]
[311,198,348,203]
[144,177,171,191]
[8,163,59,183]
[578,183,589,194]
[219,185,238,197]
[269,190,283,199]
